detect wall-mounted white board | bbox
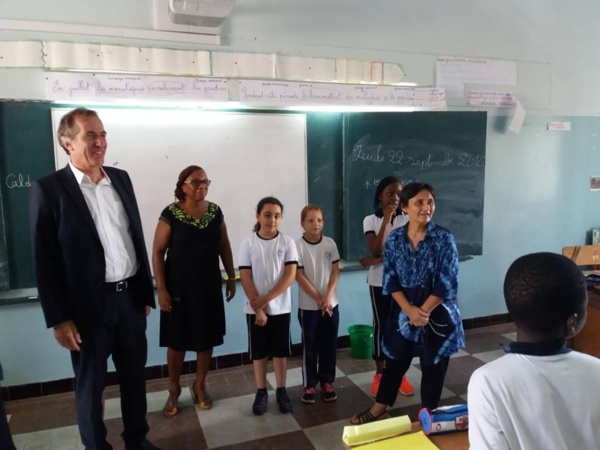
[51,108,307,270]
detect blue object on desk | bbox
[419,404,469,435]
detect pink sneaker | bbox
[302,387,316,404]
[321,383,337,402]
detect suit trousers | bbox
[298,306,340,388]
[0,386,16,450]
[71,282,149,450]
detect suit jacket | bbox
[29,165,155,335]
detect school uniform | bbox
[363,213,407,360]
[238,232,298,359]
[469,342,600,450]
[296,235,340,388]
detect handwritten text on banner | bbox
[44,72,229,101]
[467,90,517,107]
[238,80,446,109]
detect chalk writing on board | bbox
[363,179,381,190]
[351,145,485,170]
[5,173,31,189]
[351,145,386,163]
[364,178,417,190]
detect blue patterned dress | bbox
[381,221,464,365]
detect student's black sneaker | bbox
[276,387,293,413]
[301,387,316,404]
[321,383,337,402]
[252,389,268,415]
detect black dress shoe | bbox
[125,439,161,450]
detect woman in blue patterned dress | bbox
[351,182,465,424]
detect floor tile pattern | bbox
[6,323,516,449]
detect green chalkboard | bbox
[0,102,55,290]
[0,184,8,291]
[306,112,343,249]
[343,111,487,260]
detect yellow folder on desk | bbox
[342,415,412,447]
[351,431,440,449]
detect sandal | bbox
[163,386,181,417]
[192,382,214,410]
[350,407,388,425]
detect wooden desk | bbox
[570,289,600,358]
[411,423,469,450]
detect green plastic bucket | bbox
[348,324,373,359]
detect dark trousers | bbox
[369,286,392,361]
[298,306,340,388]
[0,386,16,450]
[376,357,449,410]
[71,285,149,450]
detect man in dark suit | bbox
[29,108,159,450]
[0,362,16,450]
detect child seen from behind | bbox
[468,252,600,449]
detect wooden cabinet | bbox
[570,290,600,358]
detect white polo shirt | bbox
[468,350,600,450]
[296,235,340,311]
[238,232,298,315]
[362,213,407,286]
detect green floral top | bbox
[162,202,219,229]
[158,201,224,294]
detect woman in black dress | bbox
[152,165,236,415]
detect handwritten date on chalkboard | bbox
[351,144,485,169]
[5,173,31,189]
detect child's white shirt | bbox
[238,232,298,315]
[362,213,408,286]
[296,235,340,310]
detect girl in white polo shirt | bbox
[296,205,341,404]
[239,197,298,416]
[361,176,414,398]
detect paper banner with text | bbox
[436,56,517,98]
[238,80,446,109]
[467,90,516,107]
[44,72,229,102]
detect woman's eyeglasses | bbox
[184,179,211,188]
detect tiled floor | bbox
[5,322,516,450]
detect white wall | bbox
[1,1,600,113]
[2,0,600,385]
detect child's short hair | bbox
[504,252,587,335]
[300,204,322,221]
